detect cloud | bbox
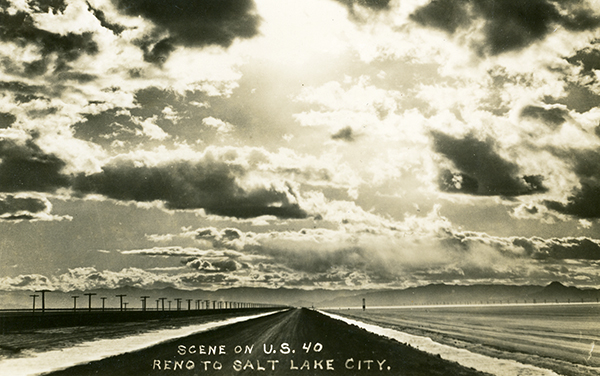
[431,130,547,196]
[566,47,600,78]
[0,194,69,222]
[0,129,361,220]
[73,108,172,147]
[0,9,99,77]
[410,0,600,55]
[120,247,213,257]
[39,267,179,291]
[202,116,234,133]
[0,267,253,291]
[0,273,52,291]
[173,209,600,287]
[72,151,308,219]
[87,3,126,35]
[332,0,392,24]
[542,148,600,218]
[531,237,600,260]
[0,113,16,128]
[114,0,261,63]
[184,258,244,272]
[331,126,355,142]
[544,182,600,219]
[6,222,600,290]
[520,105,569,130]
[131,115,170,140]
[333,0,391,11]
[0,136,71,193]
[195,227,246,249]
[409,0,469,34]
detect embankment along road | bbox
[44,308,489,376]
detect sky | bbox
[2,0,600,292]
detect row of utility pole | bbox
[29,290,272,313]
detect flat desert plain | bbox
[331,304,600,376]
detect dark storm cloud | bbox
[72,158,307,219]
[72,108,142,146]
[0,195,48,220]
[0,11,98,76]
[0,138,70,193]
[410,0,600,55]
[140,38,177,65]
[535,237,600,260]
[544,182,600,218]
[0,195,46,214]
[409,0,469,34]
[0,113,16,128]
[113,0,260,62]
[566,47,600,77]
[0,81,46,103]
[431,131,547,196]
[0,134,307,220]
[520,105,569,129]
[543,148,600,218]
[331,126,355,142]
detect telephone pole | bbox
[140,296,150,311]
[100,297,107,311]
[30,294,39,314]
[71,295,79,312]
[116,294,127,311]
[84,293,96,312]
[35,290,51,314]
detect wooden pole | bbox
[71,296,79,312]
[140,296,150,311]
[30,294,39,314]
[84,293,96,312]
[116,294,126,311]
[35,290,50,314]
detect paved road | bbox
[46,308,489,376]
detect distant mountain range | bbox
[318,281,600,308]
[1,282,598,310]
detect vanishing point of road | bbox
[45,308,489,376]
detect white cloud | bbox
[132,116,170,140]
[202,116,234,133]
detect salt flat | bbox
[329,304,600,376]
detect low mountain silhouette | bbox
[1,281,598,310]
[318,281,600,308]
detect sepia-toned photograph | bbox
[0,0,600,375]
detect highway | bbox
[44,308,488,376]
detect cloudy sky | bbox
[2,0,600,292]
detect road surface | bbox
[45,308,488,376]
